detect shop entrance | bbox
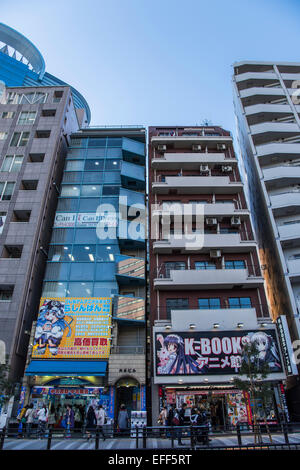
[115,377,140,418]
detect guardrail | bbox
[1,421,300,451]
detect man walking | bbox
[177,403,187,445]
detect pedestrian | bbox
[95,405,107,441]
[166,404,176,438]
[64,405,75,438]
[37,405,48,439]
[194,407,210,445]
[17,404,28,438]
[25,403,34,437]
[177,403,187,445]
[85,405,96,440]
[158,406,168,437]
[117,404,129,436]
[48,404,56,431]
[74,406,82,432]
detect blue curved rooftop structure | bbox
[0,23,91,124]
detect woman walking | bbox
[117,404,129,436]
[25,404,34,437]
[37,405,48,439]
[85,405,96,440]
[64,405,75,438]
[95,405,107,441]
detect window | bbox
[12,210,31,222]
[0,132,8,141]
[20,180,38,190]
[166,298,189,318]
[35,130,51,139]
[164,262,186,277]
[19,92,47,104]
[28,153,45,163]
[228,297,252,309]
[1,155,23,172]
[53,91,63,102]
[18,111,36,125]
[2,112,15,119]
[0,182,15,201]
[198,298,221,309]
[225,260,246,269]
[66,160,85,171]
[10,132,30,147]
[195,261,216,270]
[41,109,56,117]
[0,285,14,301]
[2,245,23,258]
[0,212,6,233]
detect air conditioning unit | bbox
[206,218,218,226]
[200,164,209,172]
[217,144,227,150]
[210,249,222,258]
[222,165,233,173]
[231,216,241,226]
[157,144,167,151]
[192,144,202,151]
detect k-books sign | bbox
[155,330,283,376]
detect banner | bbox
[54,212,118,228]
[155,330,283,376]
[32,297,112,359]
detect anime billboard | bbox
[32,297,112,359]
[155,330,283,376]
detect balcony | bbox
[244,104,295,126]
[122,137,145,165]
[235,71,279,90]
[153,264,263,290]
[153,232,257,253]
[278,222,300,241]
[152,202,249,219]
[152,175,243,194]
[239,87,285,106]
[120,161,145,190]
[250,122,300,145]
[115,254,145,286]
[151,135,232,150]
[263,165,300,187]
[256,143,300,166]
[270,191,300,215]
[151,152,236,170]
[113,295,145,323]
[287,258,300,282]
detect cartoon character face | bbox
[167,342,178,354]
[250,332,269,359]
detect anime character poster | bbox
[32,297,112,359]
[155,330,283,376]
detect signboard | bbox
[32,297,112,359]
[155,330,283,376]
[276,315,298,376]
[54,212,118,228]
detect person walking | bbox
[74,406,82,432]
[85,405,96,440]
[177,403,187,445]
[64,405,75,438]
[25,404,34,437]
[95,405,107,441]
[158,406,168,437]
[166,404,176,438]
[37,405,48,439]
[48,404,56,432]
[117,404,129,436]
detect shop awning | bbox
[25,360,107,376]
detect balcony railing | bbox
[153,263,263,279]
[154,302,270,319]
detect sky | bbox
[1,0,300,139]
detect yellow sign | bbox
[32,297,112,359]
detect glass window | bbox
[65,160,85,171]
[81,185,101,197]
[106,148,122,158]
[10,132,30,147]
[1,155,23,172]
[48,245,72,262]
[103,172,120,184]
[228,297,252,309]
[18,111,36,125]
[105,160,121,170]
[78,198,101,212]
[51,229,74,244]
[84,159,104,171]
[0,182,15,201]
[88,138,106,147]
[57,198,79,211]
[93,281,118,297]
[96,245,119,262]
[62,172,82,183]
[95,263,115,281]
[74,228,98,244]
[86,148,106,158]
[166,298,189,318]
[42,281,67,297]
[60,185,80,197]
[69,263,94,281]
[44,263,69,280]
[67,282,93,297]
[82,172,104,184]
[107,138,122,147]
[198,298,221,309]
[72,245,96,262]
[195,261,216,270]
[164,262,186,277]
[2,112,15,119]
[0,132,8,140]
[102,185,120,195]
[225,260,246,269]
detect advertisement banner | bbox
[54,212,118,228]
[32,297,112,359]
[155,330,283,376]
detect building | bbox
[24,126,147,421]
[148,125,288,427]
[0,22,90,125]
[233,62,300,417]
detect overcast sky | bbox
[1,0,299,137]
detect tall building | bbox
[0,22,90,125]
[148,125,287,426]
[233,61,300,416]
[24,127,147,420]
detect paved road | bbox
[3,433,300,450]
